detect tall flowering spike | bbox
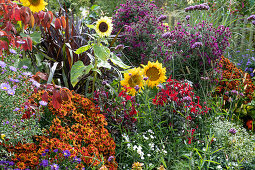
[95,17,113,37]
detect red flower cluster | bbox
[153,77,210,144]
[153,77,210,115]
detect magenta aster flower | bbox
[1,83,10,91]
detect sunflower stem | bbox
[92,37,101,95]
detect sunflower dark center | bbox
[99,22,108,33]
[128,75,141,88]
[29,0,41,5]
[146,67,160,81]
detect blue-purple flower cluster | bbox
[228,50,255,78]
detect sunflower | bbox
[20,0,48,13]
[121,67,144,96]
[95,17,113,37]
[142,61,166,88]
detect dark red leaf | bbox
[55,18,61,29]
[52,90,62,110]
[41,92,48,102]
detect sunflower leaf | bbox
[75,45,91,54]
[70,61,92,87]
[97,58,111,69]
[110,53,130,69]
[93,44,110,61]
[86,24,95,29]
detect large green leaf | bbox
[97,59,111,69]
[70,61,92,87]
[75,45,91,54]
[110,53,130,69]
[93,44,110,61]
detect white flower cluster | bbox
[211,118,255,162]
[122,129,168,166]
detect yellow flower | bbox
[142,61,166,88]
[157,165,166,170]
[20,0,48,12]
[132,162,144,170]
[121,67,144,96]
[1,134,5,140]
[95,17,113,37]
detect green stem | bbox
[92,59,98,94]
[91,37,101,94]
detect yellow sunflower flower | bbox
[142,61,166,88]
[20,0,48,13]
[95,17,113,37]
[121,67,144,96]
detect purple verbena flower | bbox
[115,44,125,50]
[134,85,140,92]
[162,32,171,39]
[231,90,238,95]
[157,15,167,22]
[191,42,203,49]
[185,15,190,21]
[229,128,237,134]
[108,156,114,162]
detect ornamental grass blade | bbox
[47,62,58,84]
